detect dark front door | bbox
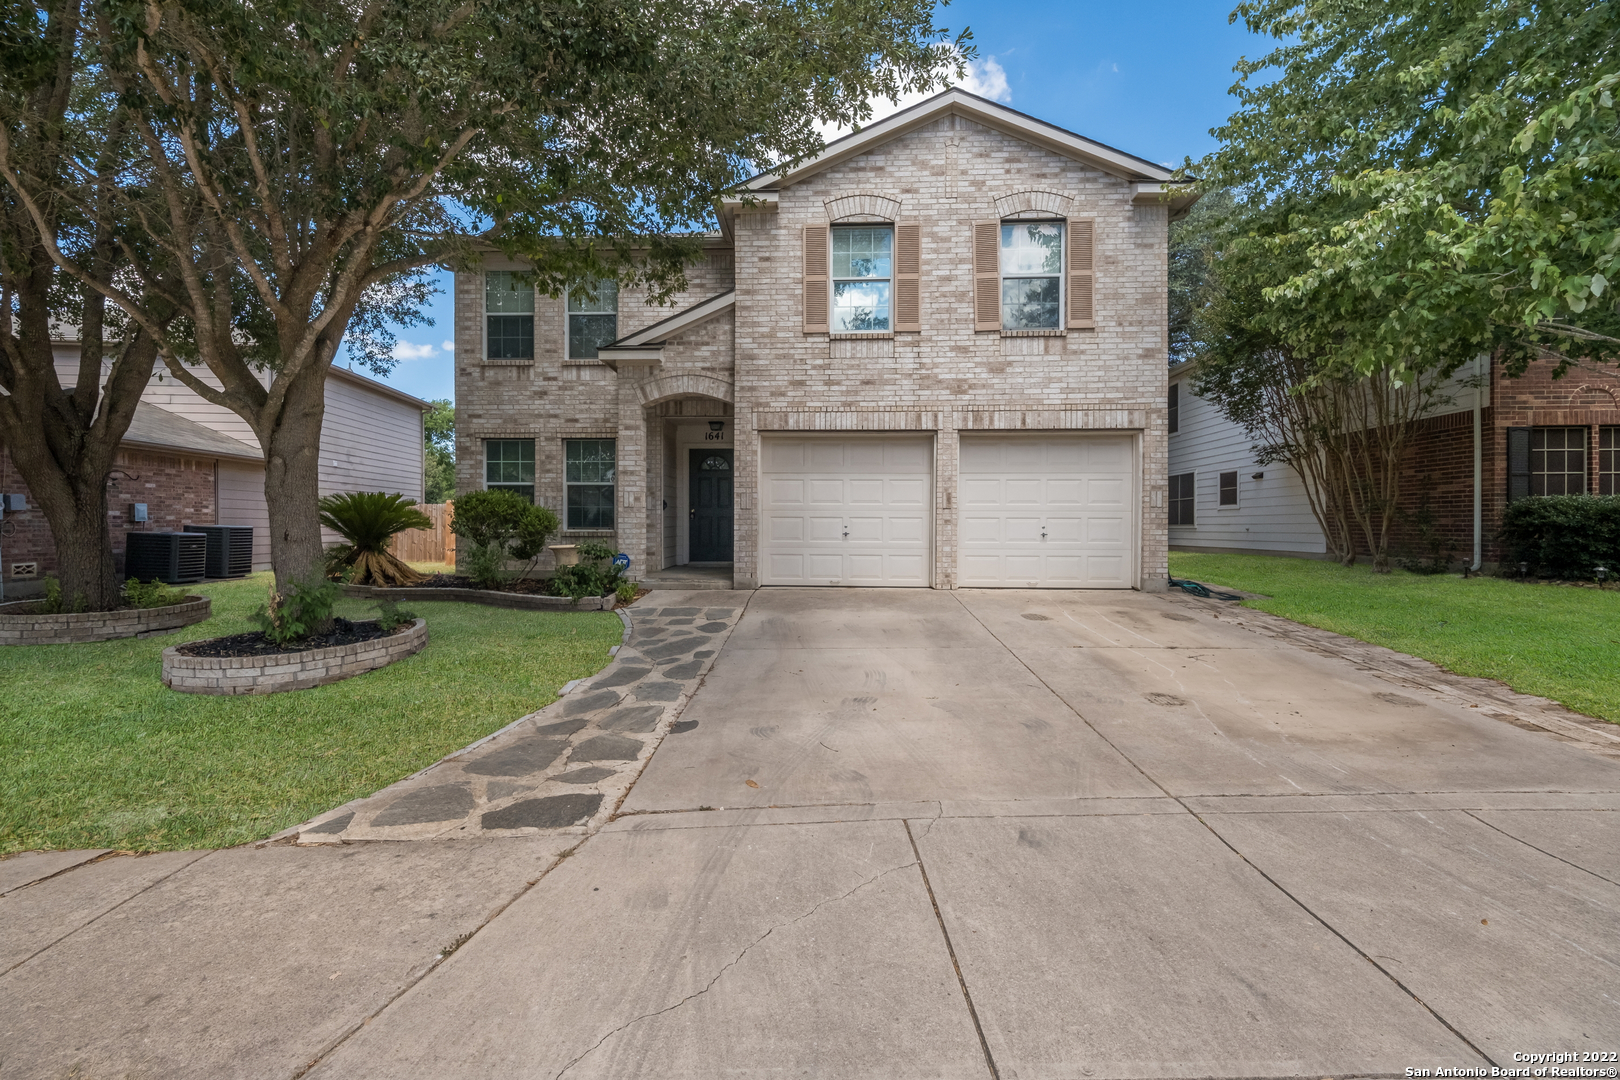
[689,449,734,562]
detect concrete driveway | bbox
[4,588,1618,1078]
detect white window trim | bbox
[1170,470,1197,529]
[564,282,620,364]
[482,438,536,501]
[483,270,536,363]
[829,222,895,335]
[999,216,1066,331]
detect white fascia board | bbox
[1132,181,1201,219]
[596,346,666,370]
[746,89,1177,191]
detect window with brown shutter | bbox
[894,223,921,332]
[972,221,1000,331]
[803,224,829,333]
[1067,217,1095,329]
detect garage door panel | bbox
[958,434,1135,589]
[768,515,805,543]
[761,435,934,587]
[768,478,806,505]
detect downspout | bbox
[1472,353,1484,572]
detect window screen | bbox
[485,272,534,360]
[1169,472,1195,526]
[567,280,619,360]
[484,439,535,503]
[1001,221,1064,329]
[1218,471,1239,507]
[831,226,893,332]
[565,439,616,529]
[1531,427,1587,496]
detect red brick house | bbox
[1167,356,1620,567]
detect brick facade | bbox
[0,445,219,585]
[1364,358,1618,567]
[454,93,1178,590]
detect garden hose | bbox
[1168,577,1244,601]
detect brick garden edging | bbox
[162,618,428,695]
[341,584,617,611]
[0,596,211,645]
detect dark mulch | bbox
[372,574,610,599]
[407,573,554,595]
[178,617,408,658]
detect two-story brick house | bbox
[454,90,1194,590]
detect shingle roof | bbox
[121,401,263,461]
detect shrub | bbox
[373,600,418,632]
[318,492,433,586]
[450,489,559,585]
[36,576,88,615]
[550,541,624,603]
[615,580,638,604]
[249,573,341,646]
[124,579,185,608]
[1498,495,1620,579]
[461,542,508,590]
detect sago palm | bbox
[318,492,434,587]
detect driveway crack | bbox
[552,858,915,1079]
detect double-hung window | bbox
[567,280,618,359]
[831,226,892,332]
[485,440,535,502]
[1531,427,1588,495]
[1001,221,1064,329]
[565,439,616,529]
[1169,472,1195,526]
[485,272,534,360]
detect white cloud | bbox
[441,340,455,353]
[392,341,438,361]
[818,53,1013,142]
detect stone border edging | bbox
[342,583,616,611]
[162,618,428,695]
[0,596,211,646]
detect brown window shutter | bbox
[973,221,1000,331]
[1067,217,1096,329]
[894,223,921,332]
[803,224,829,333]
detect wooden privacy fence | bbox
[391,501,455,565]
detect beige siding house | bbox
[0,349,429,583]
[454,90,1192,590]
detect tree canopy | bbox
[1198,0,1620,380]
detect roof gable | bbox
[747,89,1178,191]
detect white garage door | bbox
[761,435,932,586]
[959,434,1135,588]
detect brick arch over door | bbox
[636,373,735,408]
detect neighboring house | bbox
[1167,354,1620,565]
[0,349,429,590]
[455,89,1195,590]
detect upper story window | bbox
[1001,220,1064,330]
[567,280,618,360]
[1168,382,1180,434]
[484,439,535,503]
[831,226,892,332]
[485,272,534,360]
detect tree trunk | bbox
[7,443,122,610]
[259,365,331,622]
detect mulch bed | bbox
[177,617,406,658]
[407,573,553,595]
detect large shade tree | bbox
[0,1,180,611]
[2,0,966,609]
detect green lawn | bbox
[0,574,623,854]
[1170,552,1620,725]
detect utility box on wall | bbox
[130,503,149,523]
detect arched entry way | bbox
[632,379,734,576]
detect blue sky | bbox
[362,0,1271,404]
